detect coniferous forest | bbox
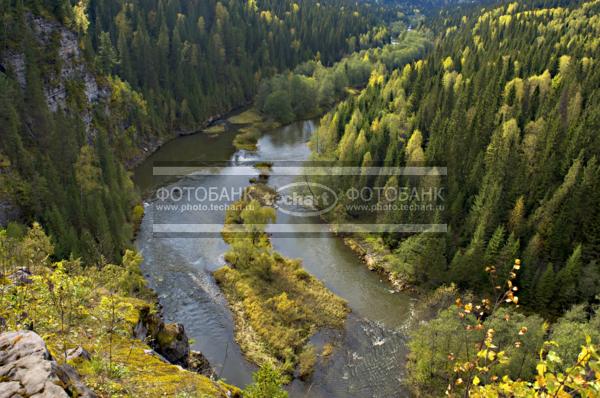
[313,0,600,316]
[1,0,600,397]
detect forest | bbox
[255,29,431,123]
[0,0,400,263]
[1,0,600,397]
[307,0,600,394]
[311,0,600,316]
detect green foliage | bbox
[0,0,409,265]
[311,0,600,316]
[0,51,139,263]
[297,344,317,380]
[72,0,89,34]
[84,0,401,133]
[256,30,430,122]
[75,145,102,194]
[131,204,144,232]
[549,305,600,371]
[0,224,234,397]
[243,364,288,398]
[96,31,118,74]
[387,232,446,286]
[40,261,93,362]
[263,90,294,124]
[407,257,600,397]
[471,338,600,397]
[215,196,347,374]
[240,199,276,241]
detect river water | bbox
[133,119,416,397]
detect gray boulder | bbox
[0,331,96,398]
[65,347,91,363]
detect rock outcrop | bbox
[188,350,214,378]
[154,322,190,366]
[0,331,96,398]
[134,305,213,374]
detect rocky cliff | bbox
[1,13,106,130]
[0,13,109,228]
[133,305,214,377]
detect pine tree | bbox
[96,31,118,74]
[554,245,582,313]
[534,264,555,314]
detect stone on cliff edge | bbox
[155,323,190,366]
[188,350,214,378]
[134,305,191,366]
[0,331,96,398]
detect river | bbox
[133,119,416,397]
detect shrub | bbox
[297,345,317,380]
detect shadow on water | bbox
[134,119,416,396]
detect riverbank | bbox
[133,117,420,396]
[229,110,282,151]
[342,235,417,293]
[133,107,426,303]
[125,102,252,169]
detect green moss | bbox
[33,286,235,397]
[77,337,237,397]
[0,226,236,397]
[254,120,281,131]
[156,323,178,346]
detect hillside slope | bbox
[312,0,600,315]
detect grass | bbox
[42,281,238,398]
[226,109,282,152]
[203,124,226,134]
[214,256,347,375]
[228,109,264,125]
[297,345,317,380]
[233,127,261,151]
[29,279,239,398]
